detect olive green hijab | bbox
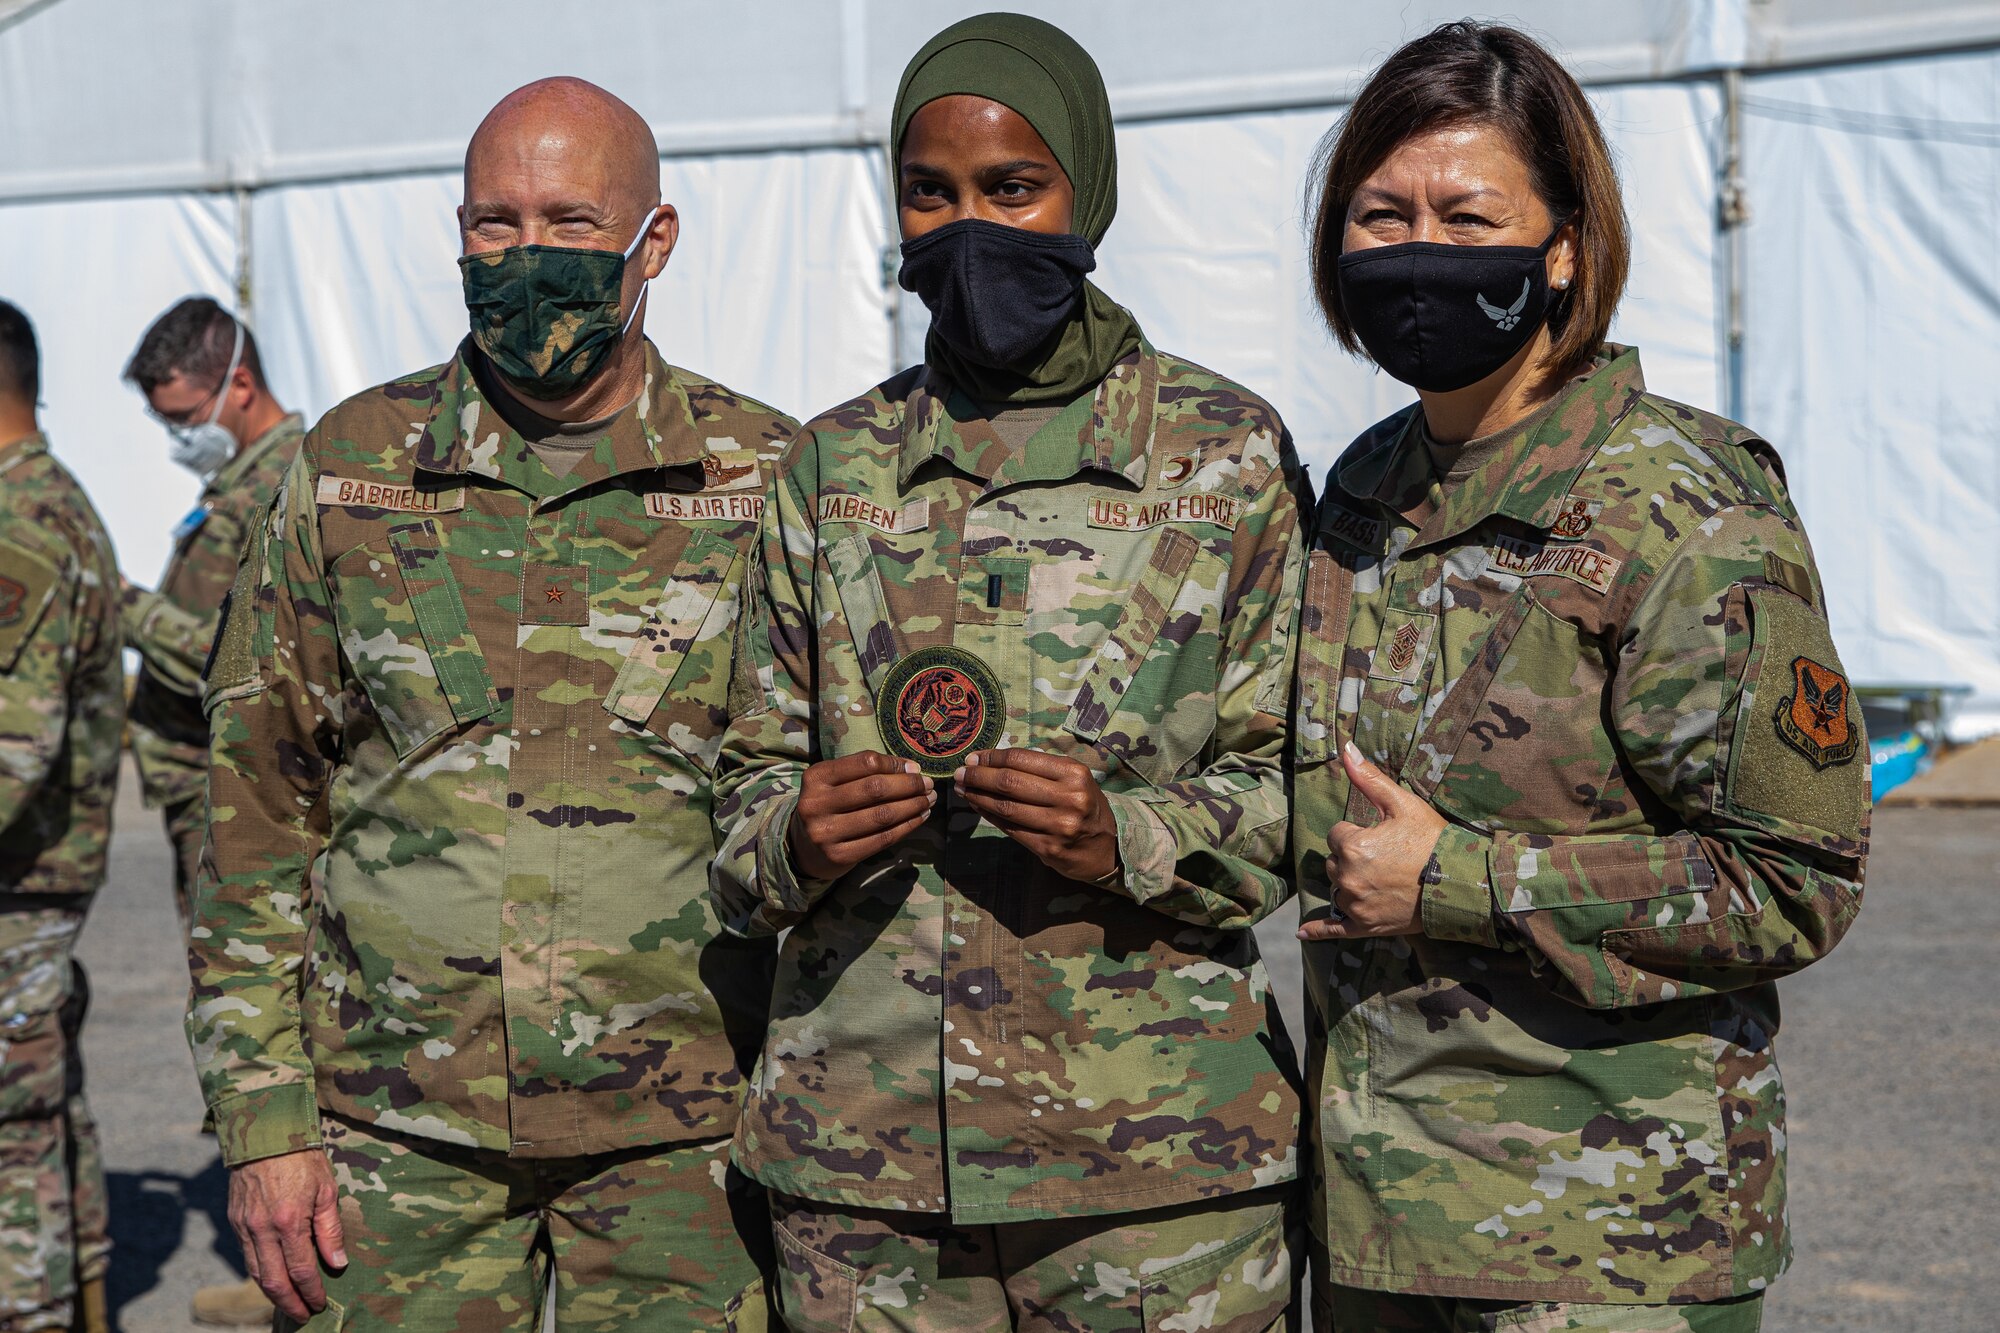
[892,12,1143,405]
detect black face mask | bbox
[1335,223,1567,392]
[899,218,1097,370]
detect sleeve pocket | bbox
[1064,527,1209,786]
[386,521,500,731]
[330,521,497,759]
[823,532,897,695]
[1291,545,1349,766]
[604,529,743,769]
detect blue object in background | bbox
[1869,729,1929,804]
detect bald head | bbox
[460,77,670,264]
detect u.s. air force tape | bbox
[877,645,1005,777]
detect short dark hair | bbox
[1307,21,1631,388]
[124,296,267,394]
[0,299,36,404]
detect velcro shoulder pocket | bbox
[203,513,272,710]
[1721,582,1868,845]
[0,538,63,673]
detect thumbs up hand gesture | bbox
[1298,741,1447,942]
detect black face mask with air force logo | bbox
[1335,221,1568,393]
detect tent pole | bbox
[1719,68,1750,422]
[234,185,254,318]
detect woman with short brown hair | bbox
[1290,22,1867,1332]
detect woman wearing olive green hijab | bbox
[709,13,1307,1331]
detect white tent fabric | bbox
[0,192,236,590]
[1095,84,1726,472]
[1,1,1996,733]
[1743,45,2000,731]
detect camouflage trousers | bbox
[1317,1285,1763,1332]
[276,1113,773,1332]
[770,1186,1300,1332]
[0,906,110,1333]
[162,796,204,931]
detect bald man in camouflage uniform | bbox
[186,81,792,1331]
[0,300,120,1333]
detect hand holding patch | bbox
[956,747,1120,884]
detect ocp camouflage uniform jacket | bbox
[1293,346,1867,1304]
[125,413,304,810]
[0,432,121,1088]
[711,343,1307,1225]
[188,342,793,1167]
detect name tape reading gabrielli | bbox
[315,476,465,513]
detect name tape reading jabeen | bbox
[646,492,766,522]
[316,476,465,513]
[1488,534,1624,593]
[1087,493,1240,531]
[816,494,931,534]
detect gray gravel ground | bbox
[76,766,1995,1331]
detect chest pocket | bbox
[331,519,499,760]
[603,527,744,769]
[1063,527,1211,786]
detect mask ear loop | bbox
[206,317,247,428]
[618,206,661,338]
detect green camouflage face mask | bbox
[459,211,653,398]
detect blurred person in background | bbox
[710,14,1307,1330]
[185,77,793,1331]
[122,298,304,931]
[1289,23,1868,1332]
[122,297,303,1329]
[0,299,120,1333]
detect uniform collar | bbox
[1332,345,1647,545]
[0,431,49,474]
[897,342,1157,493]
[410,339,702,499]
[206,413,304,497]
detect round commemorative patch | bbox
[878,645,1005,777]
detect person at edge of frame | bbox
[1289,22,1869,1333]
[184,78,796,1332]
[710,12,1310,1333]
[0,298,120,1333]
[123,301,307,1332]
